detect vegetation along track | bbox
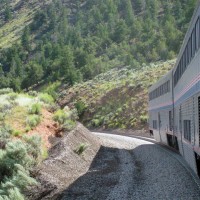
[59,133,200,200]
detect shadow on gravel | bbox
[56,144,156,200]
[56,143,200,200]
[57,145,122,200]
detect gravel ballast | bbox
[60,132,200,200]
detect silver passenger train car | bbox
[148,1,200,177]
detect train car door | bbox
[195,95,200,177]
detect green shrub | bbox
[28,103,41,115]
[26,115,41,128]
[70,108,79,121]
[38,93,54,104]
[23,135,42,162]
[0,125,13,140]
[28,90,38,97]
[7,93,18,101]
[0,135,42,199]
[140,115,148,123]
[41,147,48,160]
[74,101,87,116]
[53,109,70,124]
[92,119,101,127]
[63,120,76,131]
[0,104,12,114]
[0,113,5,121]
[25,126,31,132]
[44,81,61,99]
[0,88,13,95]
[12,130,22,137]
[74,143,87,155]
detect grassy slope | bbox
[58,60,175,130]
[0,0,50,48]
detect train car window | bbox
[192,29,195,57]
[190,37,192,62]
[184,50,187,71]
[199,16,200,49]
[195,18,199,52]
[181,57,184,75]
[153,120,157,129]
[186,42,189,65]
[168,80,170,91]
[184,120,191,142]
[195,22,197,52]
[191,31,194,58]
[149,80,171,101]
[169,111,173,131]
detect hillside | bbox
[57,60,175,132]
[0,0,197,90]
[0,88,79,199]
[0,0,50,49]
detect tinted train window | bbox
[169,111,173,131]
[184,120,191,142]
[153,120,157,129]
[174,17,200,87]
[149,80,170,101]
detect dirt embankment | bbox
[26,123,101,200]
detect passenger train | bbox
[148,1,200,177]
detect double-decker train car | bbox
[148,70,174,146]
[149,1,200,177]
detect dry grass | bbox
[5,106,28,132]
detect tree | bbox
[112,19,129,43]
[4,5,12,22]
[21,27,31,51]
[124,0,135,26]
[23,62,43,88]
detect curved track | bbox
[60,133,200,200]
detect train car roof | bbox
[173,0,200,73]
[148,69,173,92]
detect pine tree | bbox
[21,27,30,51]
[4,5,12,22]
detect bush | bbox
[92,119,101,127]
[74,101,87,116]
[25,126,31,132]
[23,135,42,162]
[26,115,41,128]
[140,115,148,123]
[28,90,38,97]
[70,108,79,121]
[0,113,5,121]
[12,130,22,137]
[74,143,87,155]
[38,93,54,104]
[0,125,13,140]
[0,135,42,199]
[44,81,61,99]
[0,187,25,200]
[0,104,12,114]
[7,93,18,101]
[53,109,70,124]
[28,103,41,115]
[0,88,13,95]
[63,120,76,131]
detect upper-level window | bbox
[149,80,170,101]
[174,17,200,87]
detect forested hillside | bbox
[0,0,197,90]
